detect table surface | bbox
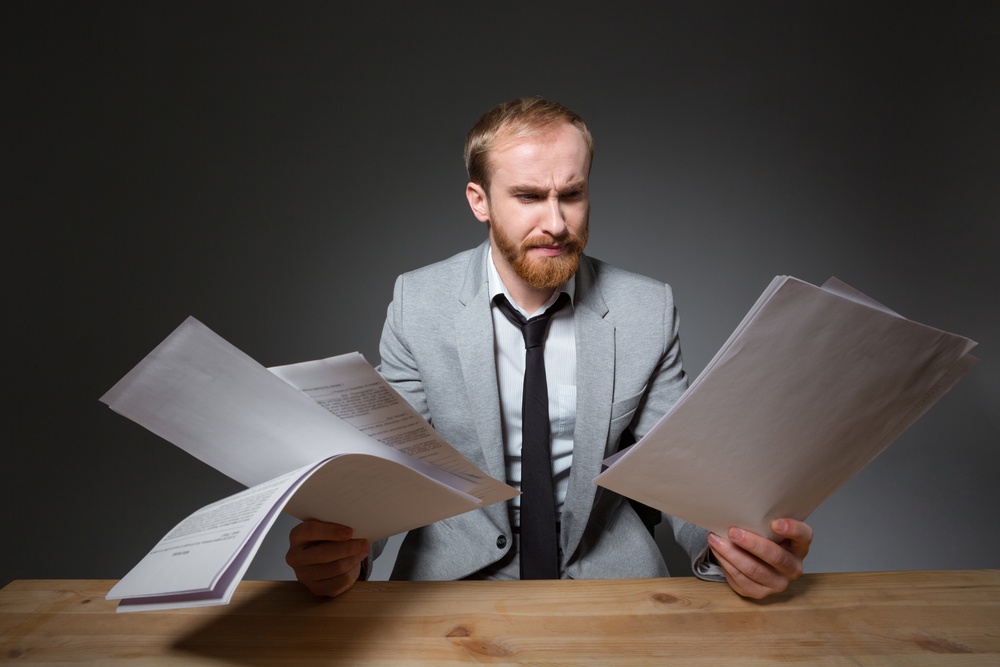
[2,570,999,665]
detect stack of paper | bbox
[102,317,516,612]
[596,276,977,539]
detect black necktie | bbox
[493,291,570,580]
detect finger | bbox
[289,520,354,547]
[771,518,813,559]
[708,541,774,600]
[290,541,370,598]
[286,534,370,569]
[300,559,365,598]
[709,531,794,598]
[726,528,803,580]
[297,545,368,583]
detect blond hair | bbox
[464,97,594,191]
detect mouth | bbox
[529,243,566,257]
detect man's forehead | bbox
[492,121,586,154]
[489,124,591,180]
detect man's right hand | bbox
[286,520,371,598]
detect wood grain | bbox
[2,570,998,665]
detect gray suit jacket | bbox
[376,241,711,581]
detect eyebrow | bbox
[506,180,588,196]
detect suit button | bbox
[496,535,508,549]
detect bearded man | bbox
[286,98,813,599]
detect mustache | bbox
[521,232,586,250]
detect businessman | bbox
[287,97,813,599]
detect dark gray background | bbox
[5,1,998,587]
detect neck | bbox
[505,281,556,314]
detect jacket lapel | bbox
[562,256,615,559]
[455,242,508,485]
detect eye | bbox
[516,193,540,203]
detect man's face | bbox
[466,122,590,291]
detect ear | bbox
[465,182,491,223]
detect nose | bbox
[541,195,568,237]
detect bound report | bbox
[101,317,517,612]
[596,276,978,540]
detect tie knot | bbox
[493,292,571,350]
[522,318,549,349]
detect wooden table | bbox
[2,570,998,665]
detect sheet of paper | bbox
[101,317,515,509]
[101,318,386,487]
[269,354,515,507]
[595,276,978,539]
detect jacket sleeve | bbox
[376,273,432,422]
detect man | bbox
[287,98,812,599]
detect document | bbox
[102,317,517,612]
[595,276,978,540]
[268,354,507,503]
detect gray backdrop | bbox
[5,1,998,587]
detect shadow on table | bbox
[172,581,415,665]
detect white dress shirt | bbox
[487,248,577,528]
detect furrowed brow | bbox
[506,184,548,196]
[559,180,588,194]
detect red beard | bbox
[491,224,589,289]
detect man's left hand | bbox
[707,518,813,599]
